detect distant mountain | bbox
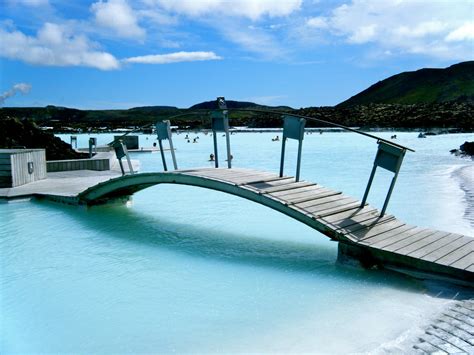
[339,61,474,107]
[189,100,262,110]
[128,105,179,112]
[189,100,293,111]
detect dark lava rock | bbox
[460,141,474,156]
[0,116,89,160]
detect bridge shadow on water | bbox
[36,199,473,299]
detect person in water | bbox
[209,153,215,161]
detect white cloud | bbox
[306,17,328,29]
[395,21,447,39]
[123,51,222,64]
[149,0,301,20]
[309,0,474,60]
[221,23,284,58]
[445,22,474,42]
[91,0,145,39]
[348,24,377,43]
[0,83,32,105]
[0,23,120,70]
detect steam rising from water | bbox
[0,83,32,105]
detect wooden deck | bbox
[1,167,472,286]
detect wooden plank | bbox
[321,206,377,223]
[450,252,474,270]
[421,331,467,354]
[439,315,474,336]
[408,234,465,259]
[335,213,394,234]
[292,189,341,206]
[391,231,451,255]
[246,177,295,190]
[421,237,474,263]
[218,172,278,183]
[188,168,261,178]
[328,209,379,227]
[288,192,342,206]
[426,326,474,353]
[413,340,446,354]
[362,226,424,247]
[435,242,474,266]
[206,172,278,184]
[184,169,251,179]
[434,319,474,346]
[453,304,474,318]
[349,219,407,240]
[383,230,445,253]
[287,192,346,207]
[445,309,474,327]
[304,196,356,214]
[269,185,324,198]
[177,167,222,173]
[461,301,474,312]
[258,181,315,194]
[237,175,292,186]
[315,202,364,218]
[291,190,345,207]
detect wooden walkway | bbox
[178,168,473,281]
[2,167,472,286]
[414,300,474,354]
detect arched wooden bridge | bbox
[1,98,472,287]
[77,167,474,286]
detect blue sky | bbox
[1,0,473,109]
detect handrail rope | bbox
[229,108,415,152]
[107,110,209,146]
[107,107,414,152]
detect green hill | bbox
[339,61,474,107]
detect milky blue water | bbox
[1,131,473,353]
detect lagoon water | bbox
[1,131,473,353]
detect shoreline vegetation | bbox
[1,102,473,133]
[1,115,472,162]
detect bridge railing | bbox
[110,97,414,216]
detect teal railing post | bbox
[156,120,178,171]
[211,97,232,169]
[70,135,77,149]
[113,139,134,176]
[361,141,406,216]
[280,115,306,182]
[88,137,97,158]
